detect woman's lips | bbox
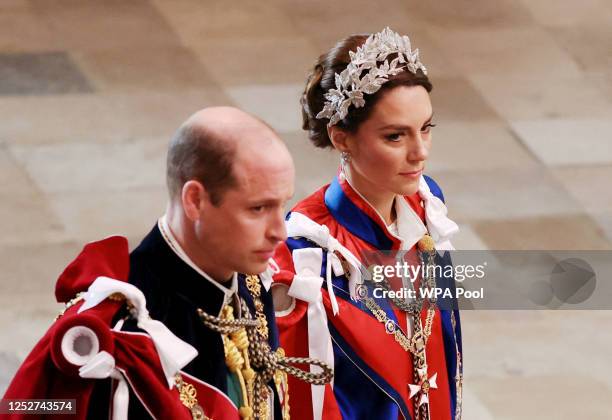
[399,169,422,178]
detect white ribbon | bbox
[78,351,129,420]
[78,276,198,388]
[289,248,334,420]
[259,258,280,292]
[110,370,130,420]
[418,177,459,249]
[286,212,364,314]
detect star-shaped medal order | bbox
[408,368,438,407]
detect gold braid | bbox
[197,275,333,420]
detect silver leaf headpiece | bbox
[315,27,427,127]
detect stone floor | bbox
[1,0,611,417]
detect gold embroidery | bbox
[175,374,211,420]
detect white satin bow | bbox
[418,176,459,245]
[286,212,365,315]
[78,276,198,388]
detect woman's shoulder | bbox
[285,183,358,252]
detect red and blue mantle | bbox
[274,175,462,420]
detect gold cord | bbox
[198,275,333,420]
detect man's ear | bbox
[181,180,208,222]
[328,126,350,153]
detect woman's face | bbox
[343,85,434,197]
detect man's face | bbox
[195,140,295,278]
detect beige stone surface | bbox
[472,214,612,250]
[405,0,535,28]
[0,2,57,53]
[429,26,583,79]
[225,83,304,133]
[0,241,82,295]
[519,0,612,26]
[271,0,426,52]
[430,167,583,222]
[151,0,299,43]
[552,165,612,213]
[462,311,612,418]
[451,225,490,250]
[469,73,612,120]
[431,77,501,121]
[548,24,612,73]
[48,189,168,243]
[29,0,180,51]
[510,120,612,166]
[0,147,68,246]
[0,90,233,145]
[426,121,538,172]
[73,46,217,92]
[193,36,319,86]
[10,139,167,194]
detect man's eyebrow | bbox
[248,198,277,204]
[247,196,289,205]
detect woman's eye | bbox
[385,132,403,142]
[251,206,265,213]
[421,123,437,133]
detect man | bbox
[3,107,331,419]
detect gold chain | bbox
[361,234,438,355]
[362,297,435,354]
[198,275,333,419]
[55,293,84,320]
[360,234,440,420]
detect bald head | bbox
[166,106,289,205]
[185,106,278,144]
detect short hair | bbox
[166,123,237,206]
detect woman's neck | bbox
[345,167,397,225]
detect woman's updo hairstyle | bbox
[301,33,433,149]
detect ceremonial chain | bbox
[362,234,438,420]
[196,275,333,420]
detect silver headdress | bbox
[316,27,428,127]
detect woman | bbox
[272,28,462,420]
